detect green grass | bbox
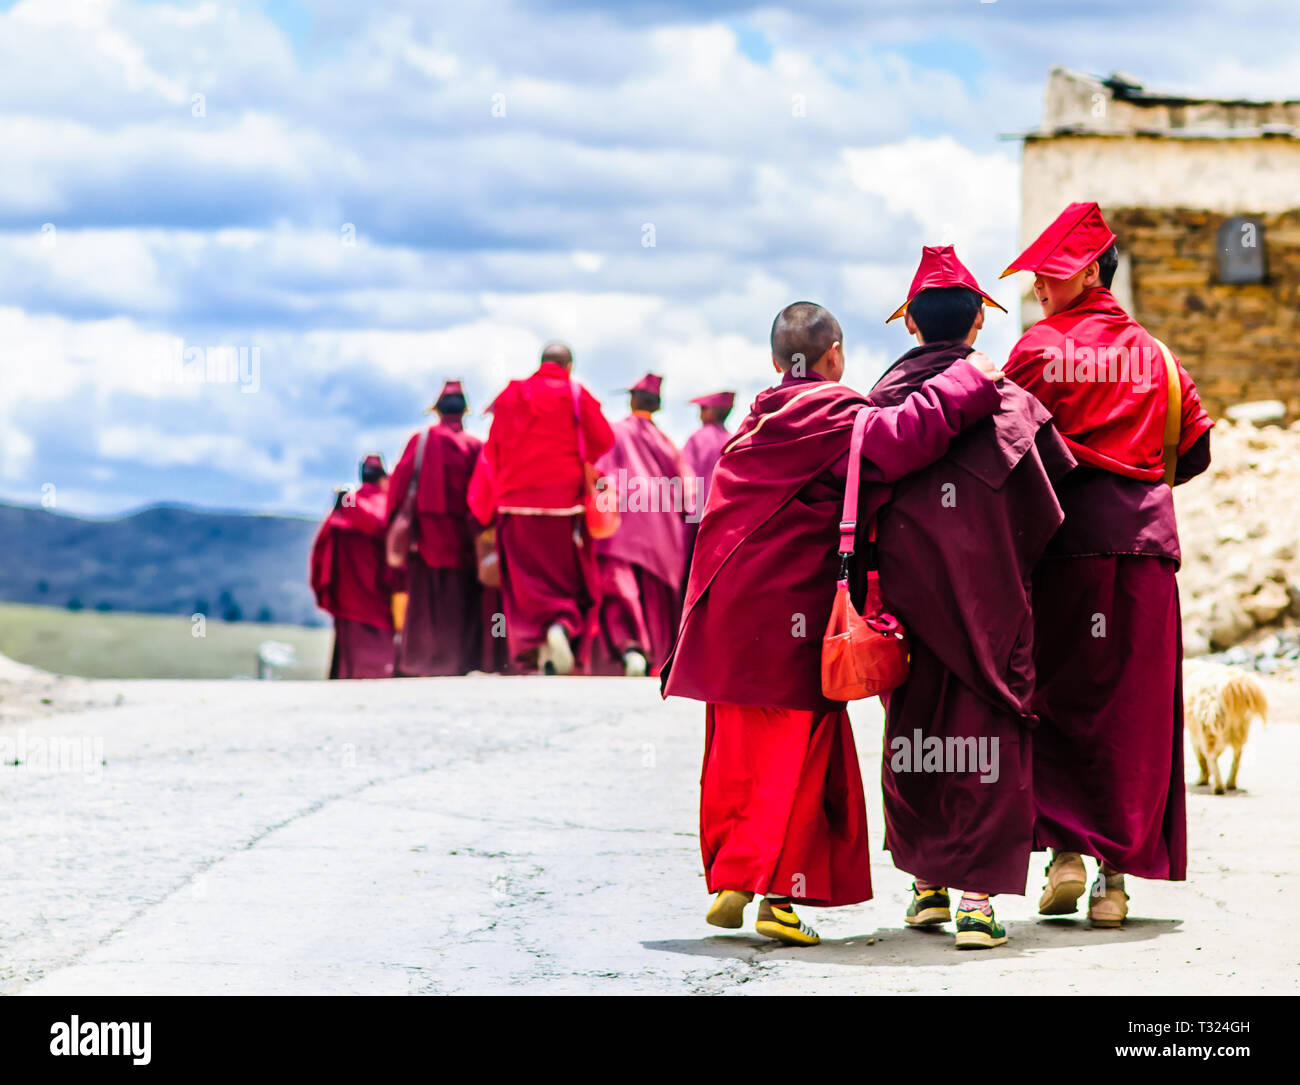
[0,602,333,680]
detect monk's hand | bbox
[965,350,1004,383]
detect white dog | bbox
[1182,660,1268,794]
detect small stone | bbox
[1244,582,1290,625]
[1225,399,1286,425]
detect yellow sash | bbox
[1153,338,1182,487]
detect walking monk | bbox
[310,454,396,679]
[482,342,614,674]
[680,391,735,569]
[660,301,1005,945]
[387,381,483,676]
[591,373,688,676]
[1000,202,1213,926]
[870,246,1075,949]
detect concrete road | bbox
[1,674,1296,995]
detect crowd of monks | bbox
[311,201,1214,954]
[309,361,733,682]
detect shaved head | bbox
[541,341,573,368]
[770,302,842,373]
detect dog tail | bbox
[1222,672,1268,728]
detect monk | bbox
[482,342,614,674]
[309,454,396,679]
[591,373,688,677]
[870,246,1075,949]
[1000,202,1213,927]
[660,301,1005,945]
[466,447,514,675]
[387,380,483,676]
[680,391,735,572]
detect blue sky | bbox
[3,0,1298,517]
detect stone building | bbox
[1013,67,1300,417]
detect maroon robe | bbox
[661,362,1002,906]
[309,482,394,680]
[1005,287,1213,880]
[387,418,483,676]
[868,341,1075,894]
[483,362,614,666]
[590,414,688,674]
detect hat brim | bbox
[886,291,1008,325]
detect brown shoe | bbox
[1038,851,1087,915]
[1088,877,1129,928]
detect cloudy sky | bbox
[4,0,1298,518]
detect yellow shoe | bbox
[1087,877,1129,928]
[1038,850,1087,915]
[755,899,820,946]
[705,890,753,929]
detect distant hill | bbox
[0,501,326,627]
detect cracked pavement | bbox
[1,674,1296,995]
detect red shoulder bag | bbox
[820,406,910,701]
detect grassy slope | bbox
[0,602,332,680]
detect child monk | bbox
[660,301,1004,945]
[870,246,1075,949]
[1000,203,1212,927]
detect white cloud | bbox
[1,0,1269,515]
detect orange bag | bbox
[476,527,501,589]
[572,382,621,540]
[821,406,909,701]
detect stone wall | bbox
[1106,205,1300,417]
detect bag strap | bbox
[1153,338,1183,486]
[409,426,430,502]
[839,406,871,556]
[835,406,875,582]
[405,425,430,546]
[571,381,592,498]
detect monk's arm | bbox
[308,527,332,604]
[859,358,1002,483]
[580,389,615,460]
[1174,430,1211,485]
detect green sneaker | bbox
[954,902,1008,949]
[904,883,951,927]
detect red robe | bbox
[1005,286,1213,879]
[590,414,688,674]
[869,341,1075,895]
[309,482,394,679]
[387,417,483,676]
[661,362,1002,905]
[483,362,614,664]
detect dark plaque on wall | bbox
[1217,216,1267,284]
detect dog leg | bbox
[1226,745,1242,791]
[1210,753,1225,795]
[1194,747,1210,787]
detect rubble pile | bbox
[1176,418,1300,669]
